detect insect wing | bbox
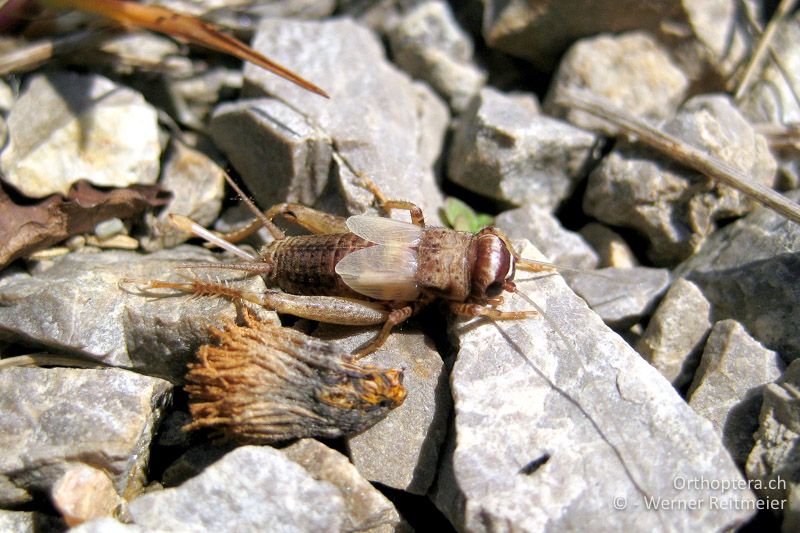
[335,245,420,301]
[346,215,422,246]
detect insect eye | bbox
[471,234,512,298]
[486,281,504,298]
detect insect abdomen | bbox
[263,233,373,297]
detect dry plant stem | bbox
[755,123,800,149]
[734,0,798,100]
[0,27,109,75]
[765,45,800,112]
[0,353,103,369]
[43,0,329,97]
[557,89,800,225]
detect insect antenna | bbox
[172,261,274,275]
[170,214,256,261]
[493,226,638,284]
[515,257,624,283]
[220,170,285,240]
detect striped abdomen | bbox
[260,233,374,297]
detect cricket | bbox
[146,174,558,357]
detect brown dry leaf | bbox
[42,0,329,97]
[0,180,168,270]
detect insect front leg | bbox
[449,303,540,321]
[351,305,414,359]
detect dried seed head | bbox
[183,309,406,443]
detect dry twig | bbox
[556,89,800,226]
[41,0,328,97]
[734,0,798,100]
[0,353,103,369]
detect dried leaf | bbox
[184,309,406,443]
[0,181,169,270]
[42,0,328,97]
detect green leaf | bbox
[442,197,494,232]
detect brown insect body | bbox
[259,217,515,307]
[161,194,543,356]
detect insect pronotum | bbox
[149,174,557,357]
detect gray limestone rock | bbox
[687,320,784,465]
[449,87,597,211]
[0,78,13,112]
[243,17,447,220]
[0,510,65,532]
[431,241,755,532]
[678,0,753,81]
[314,325,450,495]
[389,1,486,112]
[0,367,171,506]
[481,0,681,71]
[579,222,638,268]
[481,0,750,80]
[545,32,688,134]
[0,511,34,533]
[413,81,450,172]
[0,71,160,198]
[125,446,345,532]
[786,485,800,533]
[0,246,270,380]
[337,0,427,36]
[69,517,145,533]
[282,439,402,533]
[154,0,336,21]
[210,98,333,210]
[167,67,243,128]
[496,204,599,269]
[676,190,800,359]
[140,142,226,252]
[688,253,800,359]
[565,267,671,329]
[585,94,777,264]
[746,359,800,514]
[96,32,191,77]
[635,278,712,387]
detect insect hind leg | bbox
[265,203,349,234]
[351,305,414,359]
